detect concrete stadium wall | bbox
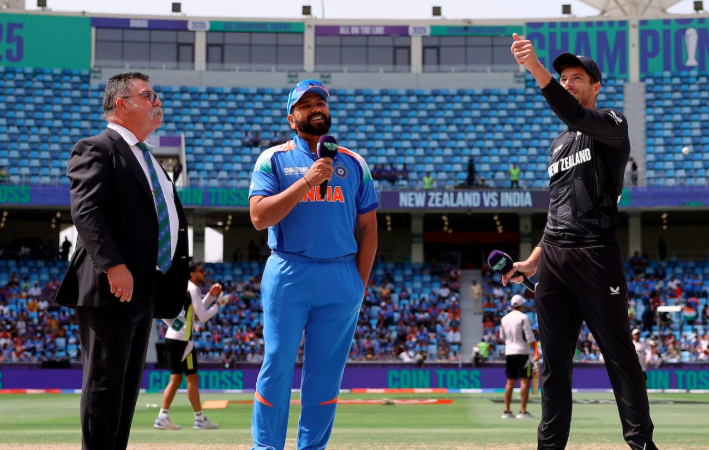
[93,67,524,90]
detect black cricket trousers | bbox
[535,241,657,450]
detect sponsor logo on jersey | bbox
[283,167,309,176]
[607,110,623,124]
[610,286,620,295]
[553,144,563,154]
[547,148,592,178]
[334,165,348,178]
[301,186,345,203]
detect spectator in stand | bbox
[250,131,261,147]
[438,283,451,300]
[241,132,251,148]
[27,282,42,299]
[509,164,521,189]
[466,157,476,187]
[399,285,410,302]
[422,173,434,189]
[657,237,667,262]
[691,274,703,297]
[629,157,638,187]
[60,237,72,261]
[470,280,483,314]
[492,283,505,300]
[398,164,409,183]
[247,240,259,261]
[387,164,398,187]
[370,164,382,181]
[269,133,283,147]
[172,162,183,185]
[0,166,9,183]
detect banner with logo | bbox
[2,186,709,209]
[639,18,709,75]
[380,190,549,210]
[430,25,523,37]
[315,25,411,36]
[0,13,90,70]
[209,21,304,33]
[1,363,708,392]
[90,17,188,30]
[525,20,629,80]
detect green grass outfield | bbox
[0,392,707,449]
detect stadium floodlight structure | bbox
[579,0,683,16]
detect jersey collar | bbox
[294,134,338,162]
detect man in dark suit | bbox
[55,72,189,450]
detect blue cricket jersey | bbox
[249,135,379,259]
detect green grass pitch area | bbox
[1,392,707,449]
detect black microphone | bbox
[487,250,536,293]
[316,135,338,199]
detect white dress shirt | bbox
[107,123,178,265]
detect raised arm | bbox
[511,33,628,148]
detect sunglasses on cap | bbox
[294,79,326,92]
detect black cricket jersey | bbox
[539,77,630,248]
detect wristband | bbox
[303,176,312,188]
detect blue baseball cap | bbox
[286,79,329,114]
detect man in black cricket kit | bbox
[504,34,657,450]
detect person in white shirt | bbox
[632,329,650,380]
[492,285,504,300]
[499,294,538,420]
[27,283,42,298]
[470,280,483,314]
[154,263,227,431]
[37,299,49,311]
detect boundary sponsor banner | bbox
[1,363,707,391]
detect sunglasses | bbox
[294,80,325,93]
[121,90,160,104]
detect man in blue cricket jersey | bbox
[248,79,379,450]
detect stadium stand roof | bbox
[579,0,683,17]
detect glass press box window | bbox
[94,29,195,70]
[205,32,304,71]
[315,36,411,73]
[422,36,516,73]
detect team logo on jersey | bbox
[334,165,348,178]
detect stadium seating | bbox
[0,66,627,190]
[479,256,709,362]
[0,67,92,185]
[644,71,709,187]
[0,257,462,363]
